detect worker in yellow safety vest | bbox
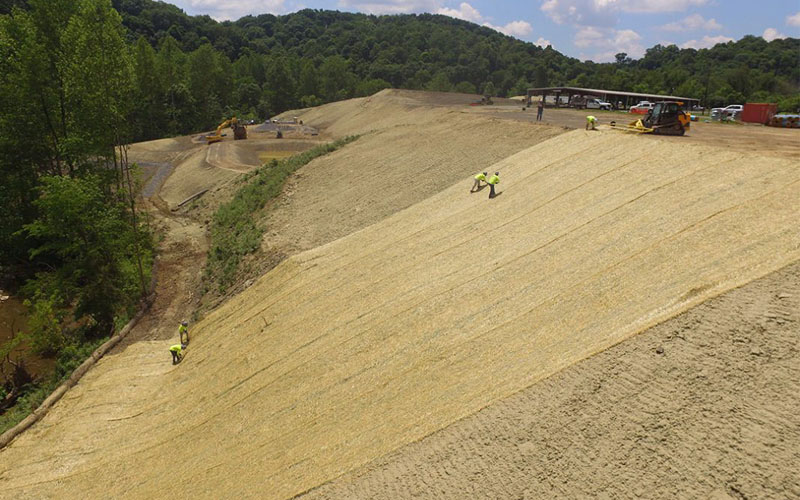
[169,343,186,364]
[471,172,488,192]
[586,115,598,130]
[179,321,189,344]
[487,172,500,199]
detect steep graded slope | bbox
[304,260,800,500]
[1,130,799,499]
[262,104,563,256]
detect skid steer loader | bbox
[612,101,691,136]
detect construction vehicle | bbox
[611,101,691,135]
[206,117,247,145]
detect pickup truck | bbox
[711,104,743,121]
[586,98,612,110]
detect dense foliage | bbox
[0,0,152,419]
[7,1,796,142]
[110,0,799,139]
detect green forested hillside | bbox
[1,0,152,426]
[110,1,798,120]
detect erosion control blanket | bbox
[1,130,799,499]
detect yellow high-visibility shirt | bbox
[587,115,597,123]
[169,344,182,353]
[488,175,500,185]
[179,324,187,335]
[474,173,486,181]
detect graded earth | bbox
[0,91,798,499]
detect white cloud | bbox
[541,0,708,27]
[575,26,644,61]
[574,26,605,47]
[338,0,441,14]
[437,2,482,23]
[660,13,721,32]
[680,35,733,49]
[787,12,800,27]
[762,28,787,42]
[171,0,285,20]
[534,37,552,48]
[484,20,534,37]
[541,0,616,27]
[435,2,533,38]
[621,0,708,13]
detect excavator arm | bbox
[206,117,245,144]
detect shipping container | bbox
[741,103,777,124]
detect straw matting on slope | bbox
[157,147,241,207]
[262,108,564,254]
[304,260,800,499]
[1,130,799,499]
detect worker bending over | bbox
[586,115,598,130]
[179,321,189,344]
[471,172,488,192]
[169,343,186,364]
[487,172,500,199]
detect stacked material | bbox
[769,114,800,128]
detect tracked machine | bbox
[206,117,247,145]
[612,101,691,136]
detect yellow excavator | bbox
[611,101,691,136]
[206,117,247,145]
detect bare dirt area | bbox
[305,259,800,500]
[115,205,208,348]
[474,105,800,158]
[133,129,322,209]
[262,100,565,258]
[2,123,798,499]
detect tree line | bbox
[0,0,152,417]
[107,0,799,138]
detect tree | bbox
[23,175,150,337]
[454,81,477,94]
[355,78,391,97]
[319,55,353,101]
[426,71,452,92]
[297,59,319,98]
[132,36,165,140]
[187,43,226,128]
[264,56,296,115]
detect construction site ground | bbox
[0,89,798,499]
[305,260,800,500]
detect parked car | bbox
[721,104,743,119]
[629,101,654,113]
[722,104,743,114]
[586,98,612,110]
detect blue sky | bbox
[168,0,800,62]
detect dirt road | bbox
[305,260,800,500]
[473,105,800,159]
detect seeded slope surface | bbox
[1,130,798,499]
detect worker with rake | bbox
[169,343,187,364]
[471,172,488,192]
[179,320,189,344]
[487,172,500,199]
